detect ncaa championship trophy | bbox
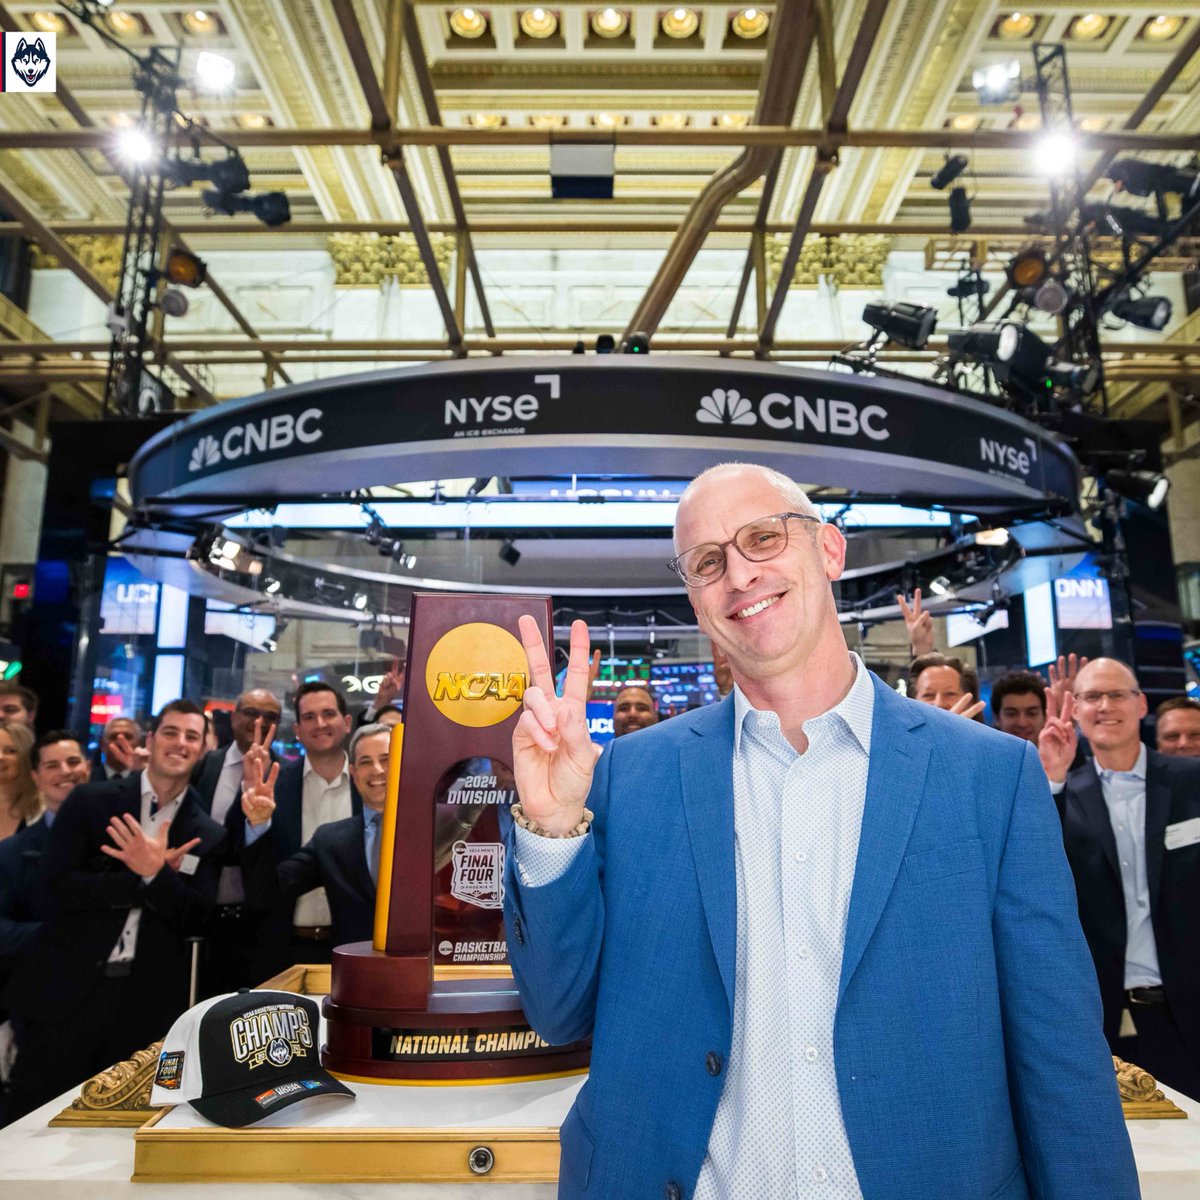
[321,593,592,1081]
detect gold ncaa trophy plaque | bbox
[322,593,592,1082]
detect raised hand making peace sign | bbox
[240,717,280,828]
[512,615,602,837]
[896,587,935,658]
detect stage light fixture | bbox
[1034,132,1075,176]
[971,59,1020,103]
[862,301,937,350]
[1043,359,1100,395]
[164,247,207,287]
[1111,293,1172,331]
[201,187,291,226]
[592,7,628,38]
[595,334,615,354]
[449,7,487,38]
[928,576,953,596]
[519,8,558,38]
[949,186,972,234]
[661,7,699,38]
[195,50,235,91]
[622,330,651,354]
[1106,469,1170,510]
[731,8,769,39]
[117,127,155,164]
[1080,201,1170,239]
[352,591,369,611]
[947,274,989,301]
[1106,158,1198,199]
[1033,278,1070,315]
[1007,246,1048,289]
[499,539,522,567]
[264,577,282,594]
[159,288,189,318]
[930,154,969,191]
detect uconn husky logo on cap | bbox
[3,34,56,92]
[228,1002,313,1070]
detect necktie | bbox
[367,812,381,886]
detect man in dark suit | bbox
[190,688,281,995]
[89,717,145,783]
[1040,655,1200,1101]
[3,701,234,1122]
[242,723,388,949]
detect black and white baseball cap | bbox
[150,990,354,1127]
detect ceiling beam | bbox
[4,127,1198,152]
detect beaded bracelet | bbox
[511,803,593,839]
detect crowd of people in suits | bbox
[0,599,1197,1123]
[0,674,401,1124]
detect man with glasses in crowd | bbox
[1040,657,1200,1101]
[191,688,282,994]
[505,462,1136,1200]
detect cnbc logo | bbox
[425,622,528,729]
[187,408,324,472]
[695,387,889,441]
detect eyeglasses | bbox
[1073,688,1141,706]
[668,512,821,586]
[236,705,281,722]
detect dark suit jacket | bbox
[248,814,377,948]
[0,818,52,965]
[2,774,236,1024]
[249,757,362,862]
[1056,748,1200,1055]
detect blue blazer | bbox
[504,675,1139,1200]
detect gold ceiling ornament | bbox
[30,11,67,34]
[328,233,453,288]
[182,9,220,36]
[1069,12,1110,41]
[946,113,979,131]
[731,8,770,40]
[106,10,143,37]
[1141,14,1183,41]
[1079,115,1108,132]
[661,7,699,39]
[449,7,488,38]
[468,112,506,128]
[236,112,271,129]
[765,233,893,290]
[520,7,559,38]
[528,112,567,128]
[995,11,1035,39]
[30,236,123,294]
[593,111,625,128]
[716,112,750,128]
[591,7,628,38]
[654,112,690,130]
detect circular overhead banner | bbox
[129,356,1080,511]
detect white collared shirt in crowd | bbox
[108,773,184,965]
[514,654,875,1199]
[210,741,246,905]
[293,752,351,928]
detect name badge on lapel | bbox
[1163,817,1200,852]
[178,853,200,875]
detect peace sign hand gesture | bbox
[1037,687,1078,784]
[241,718,279,828]
[513,616,601,837]
[896,588,935,657]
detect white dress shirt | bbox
[211,742,246,905]
[108,773,183,964]
[514,655,875,1198]
[293,753,351,928]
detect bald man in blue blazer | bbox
[503,465,1138,1200]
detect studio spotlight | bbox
[1080,202,1170,239]
[622,330,651,354]
[594,334,616,354]
[930,154,969,191]
[1111,293,1172,331]
[1106,158,1199,200]
[159,288,189,318]
[947,274,990,301]
[264,577,282,595]
[352,591,369,611]
[862,301,937,350]
[572,339,585,354]
[195,50,235,91]
[499,538,521,567]
[1044,358,1100,396]
[948,186,972,233]
[117,128,156,164]
[971,59,1020,103]
[1034,132,1076,177]
[201,187,291,226]
[928,576,953,596]
[1106,469,1170,510]
[1033,278,1070,315]
[1006,246,1048,289]
[391,543,417,569]
[165,247,207,287]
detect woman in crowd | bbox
[0,723,39,842]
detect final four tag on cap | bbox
[150,990,354,1127]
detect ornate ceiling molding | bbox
[327,231,453,286]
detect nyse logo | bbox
[695,387,889,441]
[187,408,323,472]
[979,435,1037,476]
[445,373,560,436]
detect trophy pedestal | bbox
[322,945,590,1083]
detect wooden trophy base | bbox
[323,942,591,1084]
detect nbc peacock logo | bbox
[696,388,756,426]
[189,435,221,472]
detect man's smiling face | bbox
[674,470,845,687]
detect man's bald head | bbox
[674,463,819,553]
[1074,657,1138,693]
